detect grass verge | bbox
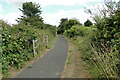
[61,37,92,78]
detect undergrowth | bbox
[2,22,56,78]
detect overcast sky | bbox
[0,0,111,26]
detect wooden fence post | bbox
[46,35,48,48]
[56,26,57,37]
[33,39,37,57]
[44,35,48,48]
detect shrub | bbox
[2,22,56,77]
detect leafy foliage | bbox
[2,20,56,77]
[20,2,41,17]
[84,19,93,27]
[2,24,35,77]
[2,2,57,78]
[17,2,44,28]
[63,0,120,78]
[57,18,82,34]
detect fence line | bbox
[33,35,48,57]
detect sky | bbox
[0,0,116,26]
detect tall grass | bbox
[73,37,119,78]
[90,43,119,78]
[67,25,120,78]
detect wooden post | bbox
[33,40,37,57]
[46,35,48,48]
[44,35,48,48]
[33,40,35,57]
[56,27,57,37]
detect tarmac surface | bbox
[15,35,68,78]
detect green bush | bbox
[2,24,37,77]
[64,24,120,78]
[64,25,97,38]
[2,22,56,77]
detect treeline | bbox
[58,1,120,78]
[1,2,56,77]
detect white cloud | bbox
[1,12,21,25]
[42,3,106,26]
[6,0,104,7]
[2,0,119,26]
[115,0,120,2]
[0,14,3,20]
[0,3,21,25]
[1,9,90,26]
[0,4,2,12]
[42,9,92,26]
[2,0,104,25]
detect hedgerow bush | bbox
[63,1,120,78]
[2,22,56,77]
[1,1,57,77]
[64,24,120,78]
[2,24,37,77]
[64,25,97,38]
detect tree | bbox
[84,19,93,27]
[57,18,68,34]
[17,2,43,28]
[84,0,120,78]
[20,2,41,17]
[67,19,82,29]
[58,18,82,34]
[60,18,68,24]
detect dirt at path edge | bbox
[61,39,92,78]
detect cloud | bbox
[0,4,2,12]
[6,0,104,7]
[1,12,21,25]
[1,0,104,25]
[42,9,92,26]
[42,3,105,26]
[0,14,3,20]
[115,0,119,2]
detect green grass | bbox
[64,25,119,78]
[71,36,119,78]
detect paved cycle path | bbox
[15,35,68,78]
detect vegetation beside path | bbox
[1,2,57,78]
[58,1,120,78]
[9,36,57,78]
[1,0,120,79]
[61,38,92,78]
